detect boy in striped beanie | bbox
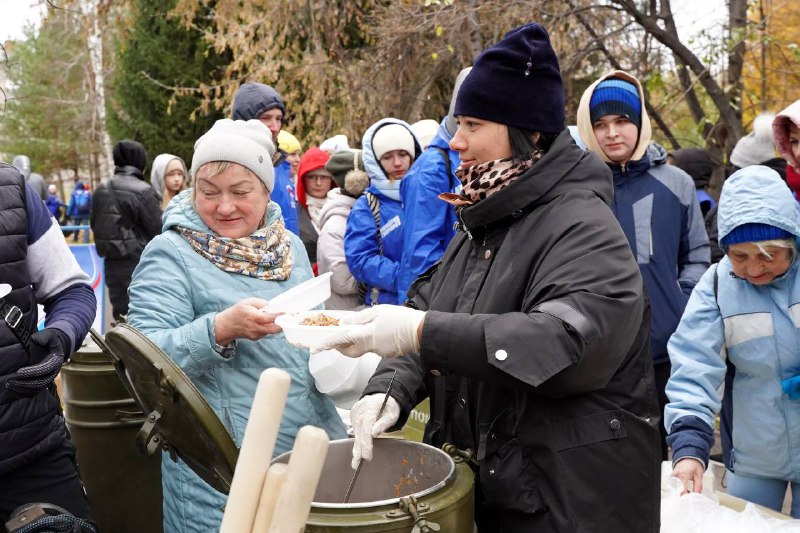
[577,71,711,463]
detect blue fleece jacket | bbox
[397,118,460,303]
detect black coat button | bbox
[459,398,466,409]
[609,418,621,430]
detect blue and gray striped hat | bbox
[589,78,642,128]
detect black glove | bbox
[6,328,71,396]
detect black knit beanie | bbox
[454,22,565,133]
[113,139,147,171]
[670,148,714,189]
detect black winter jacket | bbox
[91,166,162,260]
[363,131,661,532]
[297,205,318,264]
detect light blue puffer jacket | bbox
[128,190,346,533]
[665,165,800,481]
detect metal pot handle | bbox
[442,443,477,465]
[400,495,441,533]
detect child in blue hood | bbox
[344,118,421,305]
[666,165,800,517]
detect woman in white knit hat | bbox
[344,118,421,306]
[126,119,346,533]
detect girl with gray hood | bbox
[150,153,188,210]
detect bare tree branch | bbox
[609,0,745,143]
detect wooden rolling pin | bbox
[266,425,330,532]
[219,368,290,533]
[252,462,288,532]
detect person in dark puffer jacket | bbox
[0,162,97,528]
[90,140,161,320]
[669,147,717,217]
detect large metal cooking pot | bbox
[273,438,474,532]
[61,336,163,533]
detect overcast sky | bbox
[0,1,726,49]
[0,0,45,43]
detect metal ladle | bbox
[343,369,398,503]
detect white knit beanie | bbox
[319,134,350,153]
[191,119,276,191]
[371,124,415,160]
[730,113,776,168]
[411,119,439,150]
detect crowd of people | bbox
[2,19,800,533]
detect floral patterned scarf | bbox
[176,218,293,280]
[439,152,542,207]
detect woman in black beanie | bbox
[315,22,660,532]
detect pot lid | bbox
[93,325,238,494]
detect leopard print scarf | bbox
[439,152,542,207]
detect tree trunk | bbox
[612,0,745,149]
[464,0,484,62]
[727,0,747,126]
[660,0,707,130]
[82,0,114,181]
[405,59,449,122]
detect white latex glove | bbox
[350,392,401,469]
[310,304,426,358]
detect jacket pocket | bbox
[550,410,628,452]
[477,409,545,513]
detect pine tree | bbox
[107,0,228,175]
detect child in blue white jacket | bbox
[344,118,421,306]
[665,165,800,517]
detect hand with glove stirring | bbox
[311,305,426,358]
[349,392,401,469]
[6,328,71,396]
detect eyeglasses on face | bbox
[305,174,332,183]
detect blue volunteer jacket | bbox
[397,118,460,304]
[665,166,800,481]
[272,160,298,235]
[344,118,420,306]
[345,187,404,306]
